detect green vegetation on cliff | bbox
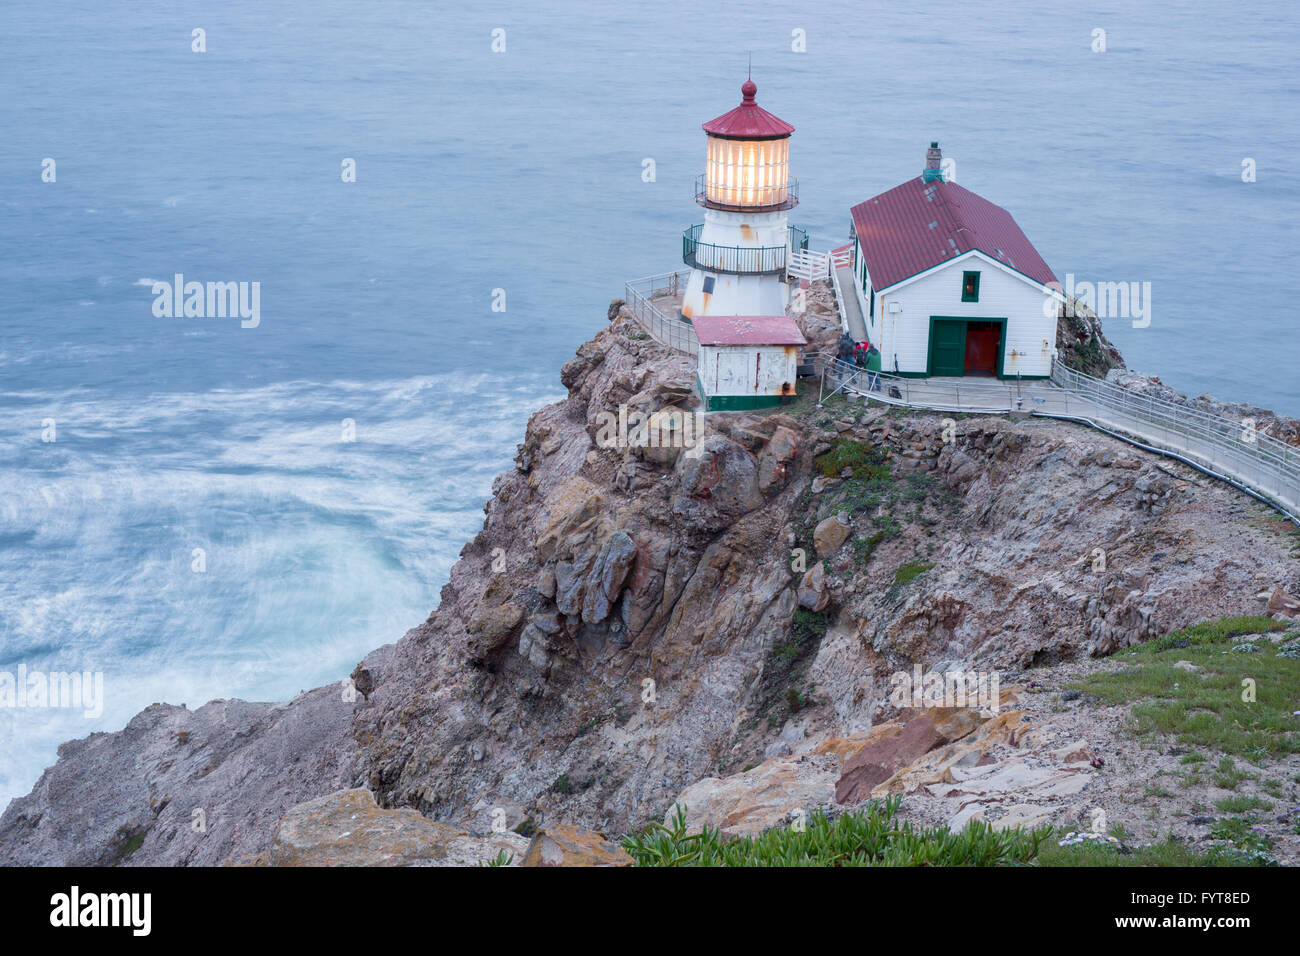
[1066,615,1299,759]
[622,796,1274,867]
[624,796,1048,866]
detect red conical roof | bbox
[702,79,794,139]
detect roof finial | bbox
[741,54,757,104]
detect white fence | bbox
[788,248,831,283]
[624,270,697,353]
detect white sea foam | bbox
[0,373,560,809]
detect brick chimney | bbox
[923,142,944,182]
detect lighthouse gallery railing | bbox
[694,173,799,212]
[682,224,808,275]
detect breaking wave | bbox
[0,373,561,809]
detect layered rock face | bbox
[3,305,1297,866]
[342,308,1299,839]
[241,789,532,867]
[350,313,811,833]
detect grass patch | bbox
[1036,833,1271,867]
[894,561,933,586]
[814,438,889,481]
[1212,757,1257,790]
[1147,616,1283,652]
[109,826,146,866]
[624,796,1049,867]
[1209,815,1273,853]
[1215,795,1273,813]
[1067,616,1300,759]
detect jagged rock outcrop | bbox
[665,690,1092,839]
[259,789,449,866]
[3,303,1297,866]
[519,824,632,867]
[1268,586,1300,617]
[1056,300,1125,377]
[243,788,528,867]
[789,280,842,371]
[0,689,360,866]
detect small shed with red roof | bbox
[846,144,1065,379]
[690,314,806,410]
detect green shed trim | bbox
[696,373,793,411]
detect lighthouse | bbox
[681,78,805,320]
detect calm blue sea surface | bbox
[1,1,1297,807]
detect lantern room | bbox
[697,79,798,211]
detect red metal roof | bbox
[849,176,1057,291]
[702,80,795,139]
[691,314,807,347]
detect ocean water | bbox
[1,1,1297,808]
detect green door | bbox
[929,319,965,377]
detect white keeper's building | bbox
[847,143,1065,379]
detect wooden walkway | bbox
[829,244,868,343]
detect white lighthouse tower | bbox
[681,78,804,320]
[681,77,800,321]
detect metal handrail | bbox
[695,173,799,212]
[824,360,1031,413]
[821,355,1300,518]
[625,270,1300,520]
[623,270,697,354]
[1048,361,1300,512]
[682,224,808,275]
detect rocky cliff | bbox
[3,304,1297,866]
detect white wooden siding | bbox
[876,255,1057,377]
[699,344,799,397]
